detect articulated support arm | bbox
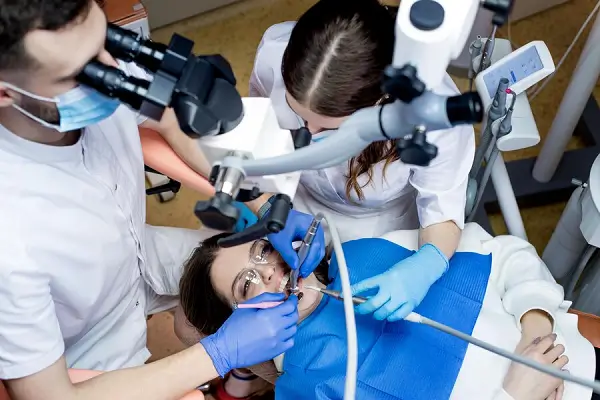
[80,0,513,243]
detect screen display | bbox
[483,45,543,98]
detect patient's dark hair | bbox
[180,233,330,336]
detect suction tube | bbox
[324,214,358,400]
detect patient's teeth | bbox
[279,273,290,293]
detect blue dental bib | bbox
[276,238,492,400]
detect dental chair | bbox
[140,128,215,199]
[0,370,205,400]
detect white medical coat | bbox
[381,224,596,400]
[249,22,476,242]
[0,67,207,379]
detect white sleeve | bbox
[118,61,152,125]
[249,22,295,97]
[0,257,64,379]
[143,225,219,295]
[409,123,475,230]
[480,229,568,332]
[409,75,476,230]
[491,388,515,400]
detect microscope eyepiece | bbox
[77,60,150,110]
[106,23,166,73]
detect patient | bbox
[179,223,596,400]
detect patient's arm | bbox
[519,310,553,346]
[477,229,567,400]
[479,228,566,333]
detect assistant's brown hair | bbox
[282,0,397,202]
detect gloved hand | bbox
[268,209,326,277]
[352,243,449,322]
[200,293,298,377]
[231,201,259,233]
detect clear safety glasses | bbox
[231,240,281,304]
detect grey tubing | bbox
[565,245,598,300]
[470,122,495,179]
[467,139,500,223]
[419,316,600,393]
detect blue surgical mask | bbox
[2,83,120,132]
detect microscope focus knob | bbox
[382,65,426,103]
[194,192,239,231]
[482,0,515,26]
[397,127,438,167]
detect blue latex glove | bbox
[232,201,259,233]
[268,209,326,277]
[200,293,298,377]
[352,243,449,322]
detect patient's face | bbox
[211,239,297,305]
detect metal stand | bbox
[480,95,600,217]
[469,8,600,234]
[472,202,495,234]
[144,166,181,201]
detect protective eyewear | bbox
[232,240,280,304]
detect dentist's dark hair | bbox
[0,0,93,71]
[282,0,397,202]
[179,234,331,336]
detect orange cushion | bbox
[569,309,600,348]
[140,128,215,197]
[0,380,8,400]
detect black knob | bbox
[217,194,292,248]
[235,187,262,202]
[482,0,514,26]
[409,0,445,31]
[446,92,484,125]
[291,127,312,149]
[194,192,239,231]
[382,65,426,103]
[397,129,438,167]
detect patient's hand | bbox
[517,309,554,354]
[503,334,568,400]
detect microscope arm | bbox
[85,0,512,239]
[228,92,455,177]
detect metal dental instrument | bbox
[290,213,324,295]
[305,286,367,305]
[305,285,422,323]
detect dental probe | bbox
[290,213,324,295]
[305,286,367,305]
[305,286,422,323]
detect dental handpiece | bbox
[290,213,324,294]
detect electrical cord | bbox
[529,0,600,101]
[325,214,358,400]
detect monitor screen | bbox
[483,45,543,98]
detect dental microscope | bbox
[77,0,514,247]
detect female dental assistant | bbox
[246,0,476,322]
